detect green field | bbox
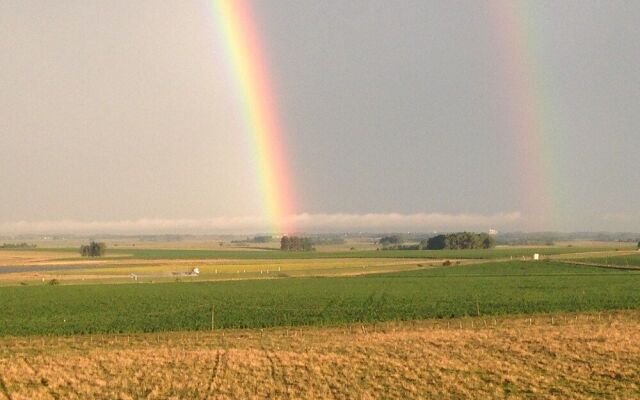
[578,253,640,267]
[8,245,628,261]
[100,246,636,260]
[3,261,640,336]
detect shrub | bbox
[280,236,314,252]
[80,241,106,257]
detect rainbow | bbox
[209,0,294,234]
[488,1,560,230]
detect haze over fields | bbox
[1,0,639,233]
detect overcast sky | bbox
[1,0,639,234]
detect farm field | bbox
[2,244,632,285]
[0,257,439,286]
[73,245,638,260]
[0,311,639,399]
[3,261,640,336]
[0,249,80,266]
[2,244,631,262]
[101,247,632,260]
[576,252,640,267]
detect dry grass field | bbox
[0,257,438,285]
[0,250,77,266]
[1,312,639,399]
[1,243,632,286]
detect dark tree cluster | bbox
[80,241,106,257]
[378,235,403,247]
[0,243,36,249]
[422,232,496,250]
[280,236,313,251]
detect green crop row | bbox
[2,261,640,336]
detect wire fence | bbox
[1,310,639,352]
[4,299,640,340]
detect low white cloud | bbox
[287,212,522,232]
[0,212,522,235]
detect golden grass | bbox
[1,312,639,399]
[0,258,444,284]
[0,250,77,266]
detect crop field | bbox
[3,261,640,336]
[1,312,639,399]
[52,258,425,277]
[2,246,640,398]
[0,249,79,266]
[3,244,630,286]
[84,258,426,274]
[576,252,640,267]
[93,246,636,260]
[0,257,445,286]
[2,245,629,262]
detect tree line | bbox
[422,232,496,250]
[0,243,36,249]
[80,241,106,257]
[378,232,496,250]
[280,236,314,251]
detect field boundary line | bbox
[555,260,640,271]
[203,349,225,399]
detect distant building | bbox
[488,229,499,235]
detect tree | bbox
[480,233,496,249]
[423,235,446,250]
[80,241,106,257]
[422,233,495,250]
[378,235,403,248]
[280,236,290,251]
[280,236,313,251]
[378,235,404,249]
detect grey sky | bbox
[1,0,639,233]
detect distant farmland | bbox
[3,261,640,336]
[97,246,635,260]
[577,253,640,267]
[8,245,629,261]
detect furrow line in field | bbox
[203,349,224,399]
[262,349,279,396]
[0,375,12,400]
[315,360,340,399]
[19,355,62,400]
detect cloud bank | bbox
[0,212,522,234]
